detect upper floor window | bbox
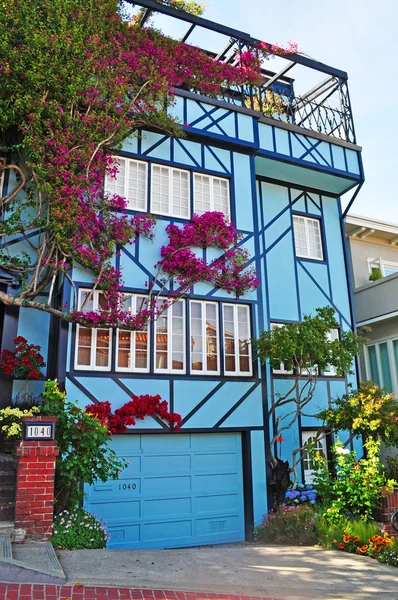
[270,323,293,375]
[116,295,150,373]
[366,339,396,394]
[104,157,147,211]
[155,300,186,373]
[75,290,111,371]
[105,155,232,220]
[190,301,219,374]
[293,215,323,261]
[369,258,398,278]
[151,165,190,218]
[223,304,252,376]
[194,174,230,218]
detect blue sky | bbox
[129,0,398,222]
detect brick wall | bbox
[378,490,398,537]
[14,416,58,541]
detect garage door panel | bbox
[195,493,240,514]
[143,496,192,518]
[85,433,244,549]
[143,519,192,542]
[144,454,191,473]
[195,472,240,492]
[193,452,238,471]
[143,475,192,495]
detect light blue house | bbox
[1,1,364,548]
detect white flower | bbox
[335,446,350,455]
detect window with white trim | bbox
[366,338,397,394]
[323,329,340,376]
[369,258,398,278]
[302,430,327,484]
[194,173,230,218]
[75,290,112,371]
[223,304,252,376]
[155,300,186,373]
[190,301,219,374]
[151,165,190,218]
[116,295,150,373]
[104,157,148,211]
[293,215,323,260]
[270,323,293,375]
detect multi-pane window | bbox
[75,290,111,371]
[323,329,340,376]
[155,300,186,373]
[151,165,190,218]
[190,301,219,374]
[104,157,148,211]
[116,295,150,372]
[293,215,323,260]
[223,304,252,375]
[194,174,230,218]
[302,430,327,484]
[270,323,293,375]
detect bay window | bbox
[116,295,150,372]
[75,290,111,371]
[190,301,219,374]
[155,300,186,373]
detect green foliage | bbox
[255,505,317,546]
[314,515,349,548]
[385,455,398,482]
[52,508,107,549]
[369,269,383,281]
[254,306,362,375]
[379,539,398,567]
[40,380,126,514]
[319,381,398,447]
[311,438,395,523]
[345,520,381,545]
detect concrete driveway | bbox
[58,543,398,600]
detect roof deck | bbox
[129,0,358,145]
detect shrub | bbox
[40,380,126,514]
[379,539,398,567]
[311,438,395,523]
[285,484,318,506]
[255,505,317,546]
[345,520,381,546]
[52,508,107,550]
[369,269,383,281]
[315,515,349,548]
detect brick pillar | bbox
[14,416,58,541]
[378,490,398,537]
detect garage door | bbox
[84,432,245,549]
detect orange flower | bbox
[353,536,360,542]
[338,543,345,549]
[359,546,368,554]
[343,535,351,543]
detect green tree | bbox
[254,306,363,481]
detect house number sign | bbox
[23,422,55,441]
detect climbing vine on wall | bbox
[0,0,294,330]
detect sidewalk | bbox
[56,544,398,600]
[0,584,278,600]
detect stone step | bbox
[0,537,66,584]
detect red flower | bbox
[276,436,284,443]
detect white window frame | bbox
[323,328,340,377]
[368,258,398,278]
[193,173,231,219]
[365,336,398,397]
[151,164,190,219]
[75,290,112,372]
[104,156,148,212]
[154,300,186,374]
[222,303,252,377]
[293,215,324,261]
[302,430,327,484]
[190,300,220,375]
[116,294,150,373]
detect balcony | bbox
[131,0,357,144]
[354,273,398,326]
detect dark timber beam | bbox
[126,0,349,79]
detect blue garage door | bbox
[85,432,245,549]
